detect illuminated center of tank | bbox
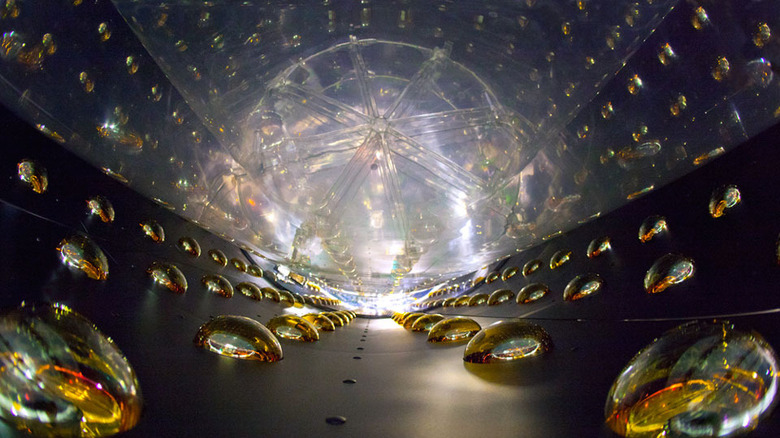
[239,37,531,296]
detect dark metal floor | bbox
[1,105,779,437]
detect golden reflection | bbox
[194,315,282,362]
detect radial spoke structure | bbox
[246,39,532,292]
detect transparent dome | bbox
[236,38,534,294]
[0,0,778,311]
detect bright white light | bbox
[385,241,405,256]
[282,306,310,317]
[459,221,473,238]
[453,200,468,217]
[370,210,384,229]
[370,292,413,314]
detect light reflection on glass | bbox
[605,321,778,438]
[0,302,142,437]
[194,315,282,362]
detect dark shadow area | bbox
[463,355,556,386]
